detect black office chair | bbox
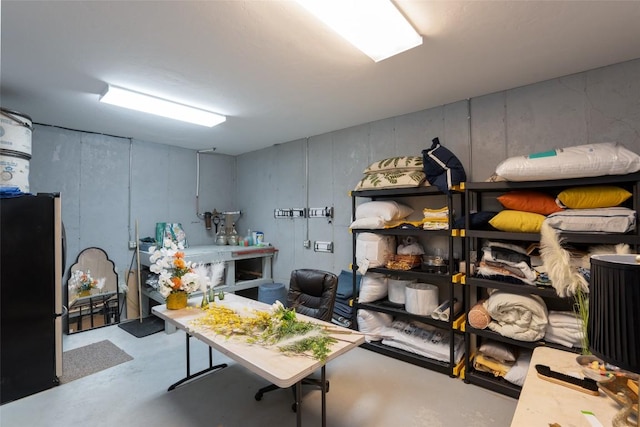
[254,269,338,412]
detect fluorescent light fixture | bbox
[99,85,226,127]
[296,0,422,62]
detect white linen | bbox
[484,292,548,341]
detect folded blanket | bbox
[544,328,583,348]
[547,310,582,329]
[545,311,584,347]
[474,353,514,377]
[333,300,352,318]
[484,292,548,341]
[336,270,361,300]
[477,262,536,286]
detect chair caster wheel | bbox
[255,392,263,401]
[291,402,298,413]
[325,381,330,393]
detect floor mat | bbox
[60,340,133,384]
[118,316,165,338]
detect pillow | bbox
[422,137,466,193]
[503,350,532,387]
[357,309,393,342]
[497,190,563,215]
[544,207,636,233]
[495,142,640,181]
[488,210,546,233]
[556,186,632,209]
[479,340,518,363]
[468,301,491,329]
[349,217,386,229]
[357,273,388,303]
[355,170,426,190]
[355,200,414,221]
[453,211,497,229]
[364,156,423,174]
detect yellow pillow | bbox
[556,186,632,209]
[488,210,545,233]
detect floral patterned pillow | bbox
[363,156,423,174]
[355,170,426,190]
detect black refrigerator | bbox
[1,193,64,404]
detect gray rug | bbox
[60,340,133,384]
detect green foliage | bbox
[573,289,590,355]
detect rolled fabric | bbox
[432,299,463,321]
[468,300,491,329]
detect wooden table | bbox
[511,347,624,426]
[152,294,364,427]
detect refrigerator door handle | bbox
[56,305,69,318]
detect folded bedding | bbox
[333,299,352,318]
[544,310,584,348]
[484,292,548,342]
[477,242,537,285]
[336,270,361,300]
[381,319,465,364]
[473,353,513,377]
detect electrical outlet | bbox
[128,241,137,249]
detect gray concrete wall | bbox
[28,58,640,290]
[29,126,237,280]
[238,58,640,284]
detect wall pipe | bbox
[195,148,241,232]
[196,148,217,221]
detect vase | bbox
[78,290,91,297]
[166,291,188,310]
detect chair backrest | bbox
[287,269,338,322]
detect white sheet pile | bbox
[544,310,584,348]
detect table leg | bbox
[321,365,326,427]
[168,332,227,391]
[296,379,302,427]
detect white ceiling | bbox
[2,1,640,156]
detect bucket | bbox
[0,150,31,193]
[388,278,412,304]
[0,108,33,156]
[405,282,439,316]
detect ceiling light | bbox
[296,0,422,62]
[99,85,226,127]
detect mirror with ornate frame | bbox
[66,247,119,333]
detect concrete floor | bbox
[0,321,517,427]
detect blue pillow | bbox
[422,137,467,193]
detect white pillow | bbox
[495,142,640,181]
[544,207,636,233]
[349,217,386,229]
[357,309,393,342]
[504,350,532,387]
[355,201,414,221]
[358,273,388,303]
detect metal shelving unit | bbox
[463,172,640,397]
[350,186,465,377]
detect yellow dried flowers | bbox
[191,301,336,361]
